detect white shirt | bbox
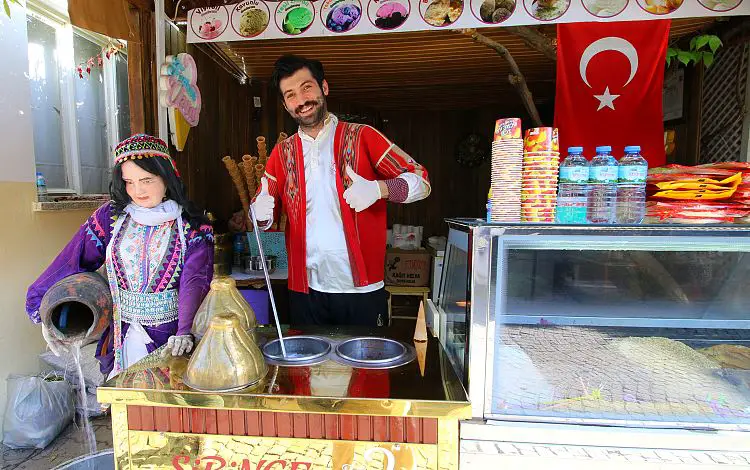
[299,114,429,293]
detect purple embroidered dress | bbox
[26,201,213,376]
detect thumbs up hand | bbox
[250,176,275,224]
[343,166,383,213]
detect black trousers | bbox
[289,288,387,326]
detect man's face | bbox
[279,67,328,128]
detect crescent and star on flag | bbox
[579,37,639,112]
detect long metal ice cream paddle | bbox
[249,205,287,358]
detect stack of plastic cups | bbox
[522,127,560,223]
[489,118,524,223]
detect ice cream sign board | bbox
[188,0,750,43]
[159,53,201,151]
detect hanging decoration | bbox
[75,41,125,79]
[158,53,202,151]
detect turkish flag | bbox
[554,20,670,167]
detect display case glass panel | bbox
[443,220,750,430]
[436,229,470,381]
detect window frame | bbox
[26,0,128,195]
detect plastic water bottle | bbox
[616,145,648,224]
[233,233,244,267]
[36,172,48,202]
[587,146,618,224]
[556,147,589,224]
[486,189,492,222]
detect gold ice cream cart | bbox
[98,326,470,470]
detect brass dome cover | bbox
[191,276,257,338]
[184,312,267,392]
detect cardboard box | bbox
[385,248,432,287]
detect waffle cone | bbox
[414,340,427,377]
[222,156,250,226]
[414,301,428,342]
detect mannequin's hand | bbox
[42,323,69,357]
[343,166,382,212]
[162,335,194,357]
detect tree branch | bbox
[507,26,557,61]
[462,29,543,127]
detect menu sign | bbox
[188,0,750,43]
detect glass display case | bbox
[436,219,750,431]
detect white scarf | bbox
[124,199,182,226]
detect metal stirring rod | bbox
[249,205,287,358]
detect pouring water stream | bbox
[69,339,97,456]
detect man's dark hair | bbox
[271,54,325,97]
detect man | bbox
[251,54,430,326]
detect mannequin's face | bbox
[121,160,167,208]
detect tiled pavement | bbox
[0,416,112,470]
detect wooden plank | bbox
[205,409,218,434]
[140,406,155,432]
[292,413,308,438]
[388,417,405,443]
[126,7,145,134]
[246,411,261,436]
[261,411,277,437]
[127,405,142,430]
[231,410,246,436]
[167,408,182,433]
[153,406,170,433]
[308,414,324,439]
[191,408,206,434]
[217,410,231,435]
[340,415,356,441]
[181,408,192,433]
[372,416,388,442]
[422,418,438,445]
[324,414,340,440]
[356,416,372,441]
[405,417,421,444]
[276,413,293,438]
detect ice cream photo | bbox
[325,1,362,32]
[636,0,684,14]
[239,7,270,37]
[524,0,570,20]
[283,6,314,34]
[699,0,741,10]
[582,0,627,16]
[475,0,515,23]
[423,0,464,26]
[374,1,409,29]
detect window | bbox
[26,1,130,195]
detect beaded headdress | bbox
[114,134,180,177]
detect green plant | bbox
[3,0,23,18]
[667,34,723,68]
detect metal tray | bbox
[262,336,332,363]
[335,337,407,365]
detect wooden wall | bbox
[165,28,263,227]
[325,99,537,238]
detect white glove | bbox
[163,334,194,357]
[343,166,382,213]
[250,177,275,225]
[42,323,69,357]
